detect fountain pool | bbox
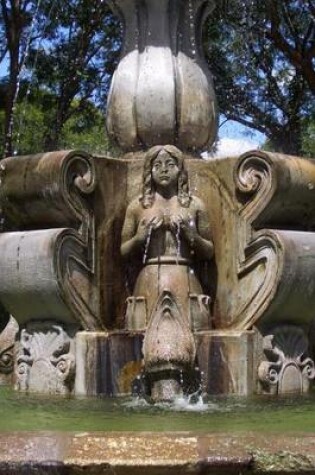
[1,386,315,433]
[0,1,315,473]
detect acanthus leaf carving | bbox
[15,323,75,395]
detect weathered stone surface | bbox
[258,325,315,395]
[143,291,197,402]
[195,330,260,395]
[119,146,214,400]
[75,331,143,396]
[100,152,315,335]
[1,148,315,397]
[0,150,102,330]
[143,291,196,371]
[75,329,262,397]
[0,432,315,474]
[106,0,218,153]
[0,316,18,385]
[233,151,315,331]
[0,0,314,402]
[15,322,76,394]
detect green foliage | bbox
[1,0,314,156]
[0,0,121,155]
[59,103,116,155]
[25,0,121,150]
[302,119,315,157]
[0,94,116,157]
[205,0,315,155]
[13,102,47,155]
[262,117,315,157]
[0,88,50,156]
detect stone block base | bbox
[75,330,261,397]
[75,331,144,396]
[0,432,314,474]
[195,330,261,396]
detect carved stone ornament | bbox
[143,291,196,374]
[143,291,196,401]
[205,150,315,331]
[106,0,218,152]
[15,323,75,394]
[0,316,18,384]
[0,151,103,330]
[258,326,315,394]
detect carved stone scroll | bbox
[235,151,315,229]
[106,0,218,152]
[223,151,315,331]
[0,150,96,231]
[258,326,315,394]
[0,151,102,330]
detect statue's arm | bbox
[194,203,214,261]
[179,198,213,261]
[120,200,149,259]
[120,202,142,259]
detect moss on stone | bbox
[251,449,314,473]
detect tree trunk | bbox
[270,121,303,156]
[43,108,65,152]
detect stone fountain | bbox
[0,0,315,403]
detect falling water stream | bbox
[143,224,153,264]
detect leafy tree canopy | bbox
[0,0,120,155]
[205,0,315,155]
[0,0,314,157]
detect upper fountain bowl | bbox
[106,0,218,154]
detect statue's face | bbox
[151,151,179,190]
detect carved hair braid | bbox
[140,145,191,209]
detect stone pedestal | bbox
[74,330,261,397]
[195,330,261,396]
[0,151,315,397]
[75,331,143,396]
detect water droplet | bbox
[175,222,181,263]
[143,224,153,264]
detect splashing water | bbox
[124,392,212,412]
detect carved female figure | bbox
[121,145,214,331]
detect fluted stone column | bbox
[106,0,218,153]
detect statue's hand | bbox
[136,216,163,244]
[170,214,198,242]
[180,215,198,243]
